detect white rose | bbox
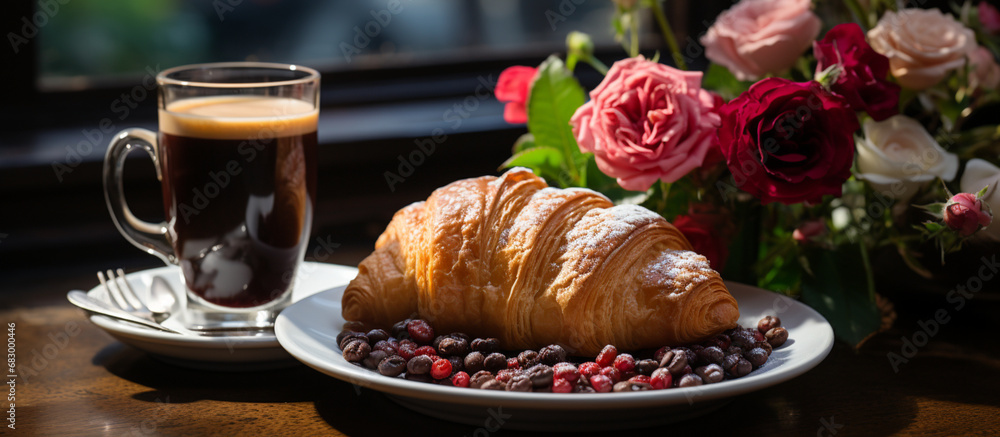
[855,115,959,205]
[867,9,976,90]
[960,159,1000,241]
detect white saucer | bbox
[275,282,834,430]
[84,262,358,371]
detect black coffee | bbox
[158,97,317,308]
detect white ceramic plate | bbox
[83,262,358,371]
[275,282,834,431]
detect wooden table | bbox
[4,259,999,436]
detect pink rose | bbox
[979,2,1000,35]
[968,46,1000,91]
[867,9,976,90]
[495,66,537,124]
[570,57,721,191]
[944,192,993,237]
[700,0,821,81]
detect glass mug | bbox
[103,62,319,330]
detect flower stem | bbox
[858,242,877,301]
[658,180,672,213]
[843,0,872,31]
[584,56,610,75]
[630,10,640,58]
[648,0,687,70]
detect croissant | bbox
[342,168,739,355]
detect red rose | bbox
[495,66,537,124]
[944,192,993,236]
[814,23,900,121]
[716,78,859,205]
[673,211,731,271]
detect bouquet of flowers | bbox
[493,0,1000,346]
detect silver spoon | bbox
[147,275,179,322]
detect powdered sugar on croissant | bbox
[342,168,739,355]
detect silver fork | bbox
[97,269,157,322]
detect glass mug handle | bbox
[102,128,176,265]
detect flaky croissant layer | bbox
[342,168,739,355]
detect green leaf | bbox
[512,133,537,153]
[702,63,752,101]
[975,185,991,199]
[500,147,568,186]
[923,222,945,233]
[800,245,882,347]
[917,202,946,218]
[527,55,587,186]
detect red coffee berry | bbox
[507,358,521,370]
[596,345,618,367]
[451,371,470,388]
[613,353,636,374]
[414,346,436,357]
[628,375,651,385]
[552,378,573,393]
[650,368,673,389]
[397,343,416,360]
[579,362,601,379]
[590,375,613,393]
[430,358,452,379]
[653,346,671,363]
[599,366,621,383]
[553,363,580,384]
[407,319,435,344]
[496,368,517,383]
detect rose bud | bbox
[944,192,993,236]
[980,2,1000,36]
[792,219,826,243]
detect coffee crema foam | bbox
[159,96,318,140]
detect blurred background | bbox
[0,0,747,299]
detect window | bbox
[37,0,630,90]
